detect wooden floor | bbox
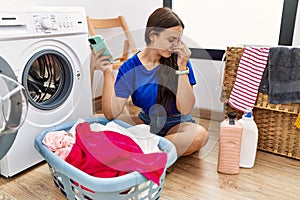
[0,118,300,200]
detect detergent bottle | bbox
[239,109,258,168]
[217,112,243,174]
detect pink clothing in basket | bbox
[65,122,167,185]
[42,130,75,160]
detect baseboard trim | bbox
[192,108,224,122]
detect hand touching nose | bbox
[173,40,191,69]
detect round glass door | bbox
[0,74,28,134]
[0,57,28,160]
[22,50,73,110]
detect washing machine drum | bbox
[22,50,73,110]
[0,57,28,160]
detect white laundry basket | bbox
[34,116,177,200]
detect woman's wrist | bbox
[177,58,189,69]
[103,68,112,74]
[176,67,189,75]
[103,64,113,73]
[178,65,187,70]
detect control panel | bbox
[0,7,88,39]
[32,12,86,34]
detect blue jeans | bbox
[138,111,195,136]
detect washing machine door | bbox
[0,57,28,160]
[22,50,73,110]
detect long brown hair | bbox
[145,7,185,114]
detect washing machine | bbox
[0,6,93,177]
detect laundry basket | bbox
[34,116,177,200]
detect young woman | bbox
[90,7,208,156]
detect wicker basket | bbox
[221,47,300,160]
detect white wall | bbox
[191,59,225,113]
[293,2,300,46]
[1,0,161,48]
[173,0,284,49]
[0,0,240,113]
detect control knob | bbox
[40,17,52,30]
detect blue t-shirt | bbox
[115,53,196,115]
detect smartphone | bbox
[88,35,113,62]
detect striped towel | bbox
[228,47,270,112]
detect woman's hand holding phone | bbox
[88,35,113,56]
[89,35,113,72]
[90,47,113,72]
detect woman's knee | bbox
[188,125,208,149]
[196,125,208,148]
[181,125,208,156]
[165,123,208,156]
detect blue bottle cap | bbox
[245,112,252,118]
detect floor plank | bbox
[160,118,300,200]
[0,163,65,200]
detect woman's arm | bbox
[176,72,195,115]
[90,48,127,120]
[173,41,195,114]
[102,68,128,120]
